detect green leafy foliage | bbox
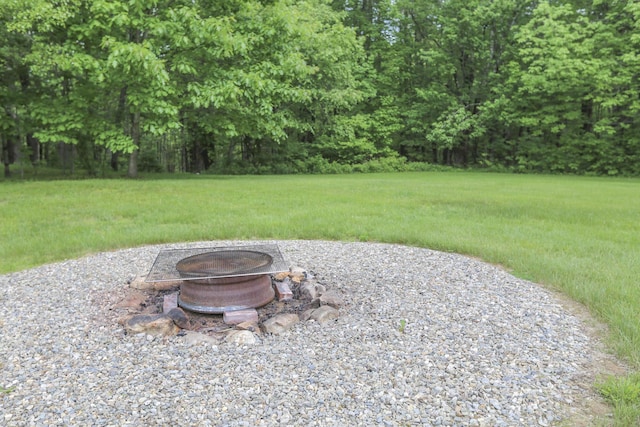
[1,0,640,176]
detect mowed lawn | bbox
[2,171,640,418]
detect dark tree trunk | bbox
[110,151,119,171]
[2,138,12,178]
[128,111,141,178]
[27,134,39,165]
[582,100,593,133]
[70,145,75,175]
[226,140,236,166]
[58,142,74,174]
[193,138,204,173]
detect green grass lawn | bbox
[2,171,640,423]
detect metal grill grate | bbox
[145,244,289,282]
[177,250,273,277]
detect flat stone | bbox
[300,309,315,322]
[300,282,326,300]
[182,331,219,346]
[303,299,321,311]
[261,313,300,334]
[319,289,344,308]
[124,313,179,336]
[224,330,257,345]
[167,307,190,329]
[274,280,293,301]
[223,309,258,325]
[163,292,179,313]
[309,306,339,324]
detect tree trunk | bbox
[193,138,204,173]
[70,144,75,175]
[59,142,73,174]
[128,149,138,178]
[27,134,39,165]
[110,150,119,171]
[582,100,593,133]
[2,138,11,178]
[128,111,141,178]
[226,140,236,166]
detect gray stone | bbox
[167,307,190,329]
[319,289,344,308]
[309,306,339,324]
[124,313,179,336]
[182,331,219,346]
[303,298,321,311]
[300,308,315,322]
[224,330,257,345]
[261,313,300,334]
[300,282,326,300]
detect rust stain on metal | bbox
[178,274,274,314]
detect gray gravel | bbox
[0,240,619,426]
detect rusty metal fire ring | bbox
[178,274,274,314]
[175,250,275,314]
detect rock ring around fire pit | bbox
[121,244,344,340]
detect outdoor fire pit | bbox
[121,243,343,339]
[146,244,289,314]
[176,250,275,314]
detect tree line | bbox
[1,0,639,177]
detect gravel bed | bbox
[0,240,619,426]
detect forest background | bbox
[1,0,640,178]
